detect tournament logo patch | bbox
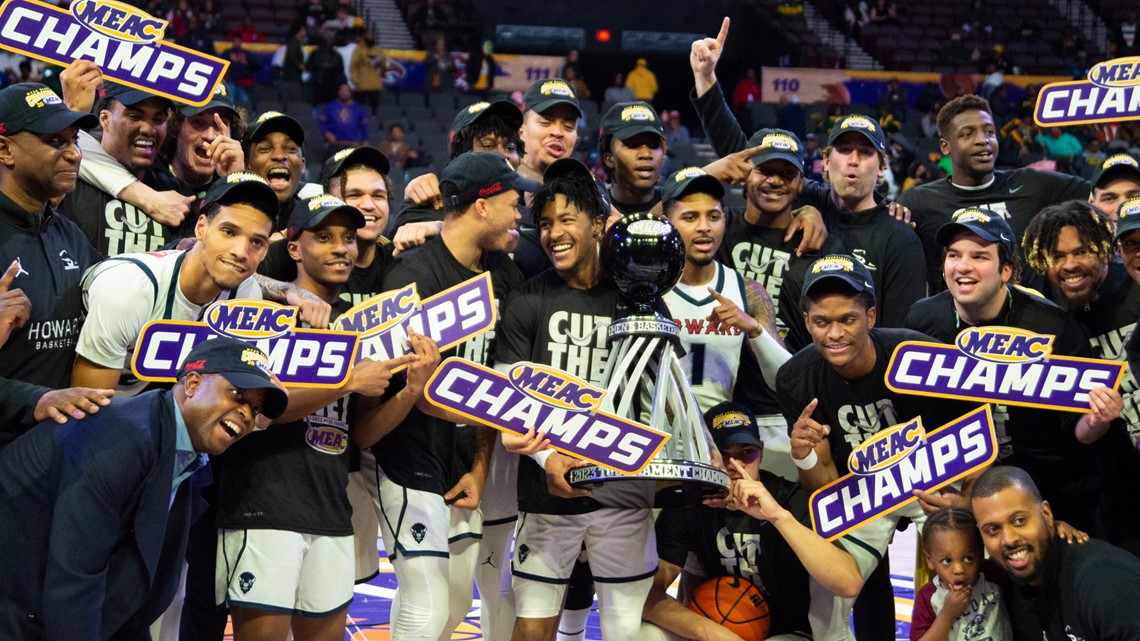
[410,523,427,544]
[711,411,750,431]
[760,132,799,153]
[239,348,271,375]
[23,86,61,108]
[467,101,490,114]
[1101,153,1140,172]
[620,104,655,121]
[886,326,1126,412]
[331,147,355,163]
[305,425,348,454]
[673,166,708,181]
[255,111,287,125]
[1035,56,1140,126]
[539,80,574,97]
[224,170,270,186]
[953,209,992,224]
[308,194,347,210]
[840,115,877,132]
[811,255,855,273]
[238,571,255,594]
[1120,197,1140,222]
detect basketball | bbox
[687,575,770,640]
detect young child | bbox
[910,508,1012,641]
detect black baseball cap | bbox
[1115,196,1140,241]
[0,83,97,134]
[320,146,390,184]
[287,194,365,240]
[175,336,289,420]
[936,207,1015,252]
[521,78,582,118]
[661,166,725,203]
[538,158,610,224]
[441,151,540,208]
[827,114,887,154]
[748,128,805,172]
[202,170,280,219]
[449,99,523,139]
[705,401,762,450]
[802,254,876,301]
[1091,153,1140,190]
[100,81,172,108]
[599,101,664,142]
[180,82,238,117]
[243,110,305,148]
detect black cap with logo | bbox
[827,114,887,154]
[599,101,664,142]
[1091,153,1140,190]
[243,110,305,148]
[175,336,289,420]
[287,194,366,240]
[802,254,876,302]
[660,166,725,203]
[705,401,762,450]
[1115,196,1140,241]
[936,207,1015,252]
[441,151,540,208]
[0,83,98,134]
[448,99,523,138]
[202,170,280,219]
[320,146,390,184]
[521,78,581,117]
[747,128,805,172]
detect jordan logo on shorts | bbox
[239,571,256,594]
[411,522,427,543]
[518,544,529,564]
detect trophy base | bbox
[566,460,731,508]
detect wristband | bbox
[530,449,555,470]
[793,449,819,470]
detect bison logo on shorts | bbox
[411,522,427,544]
[239,571,256,594]
[518,544,529,564]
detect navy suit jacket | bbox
[0,390,195,641]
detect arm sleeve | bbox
[77,130,138,198]
[75,263,154,369]
[688,82,749,157]
[878,230,928,327]
[42,423,153,641]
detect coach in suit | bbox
[0,337,287,640]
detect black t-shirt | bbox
[717,208,845,352]
[776,328,972,476]
[610,187,661,216]
[373,236,523,495]
[493,270,639,514]
[0,195,102,442]
[146,167,212,240]
[60,171,174,256]
[655,471,812,637]
[215,298,355,535]
[896,169,1090,292]
[258,238,396,306]
[829,203,927,329]
[903,286,1100,529]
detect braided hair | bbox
[1021,200,1114,274]
[921,507,982,555]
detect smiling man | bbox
[0,337,288,641]
[1089,153,1140,222]
[970,466,1140,641]
[243,111,318,233]
[59,82,175,255]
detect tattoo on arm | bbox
[744,277,784,347]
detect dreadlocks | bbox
[1021,200,1115,274]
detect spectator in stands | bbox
[300,0,329,29]
[866,0,899,26]
[200,0,221,35]
[227,13,266,44]
[1079,139,1108,180]
[803,132,824,182]
[281,23,307,104]
[166,0,192,39]
[423,38,456,94]
[1036,127,1083,160]
[663,109,691,146]
[732,68,762,108]
[379,123,418,172]
[625,58,658,103]
[319,83,370,160]
[308,34,347,107]
[1115,11,1139,56]
[562,65,590,103]
[920,100,943,139]
[843,0,869,36]
[939,32,971,68]
[323,7,359,43]
[176,14,214,55]
[466,40,496,96]
[411,0,449,48]
[350,28,385,115]
[560,49,581,80]
[222,36,260,111]
[604,72,635,107]
[879,77,907,121]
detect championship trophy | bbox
[566,212,732,504]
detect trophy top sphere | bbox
[602,212,685,310]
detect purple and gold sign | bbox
[132,299,359,387]
[810,405,997,541]
[886,326,1126,412]
[332,273,496,369]
[0,0,229,106]
[1034,56,1140,126]
[425,358,670,475]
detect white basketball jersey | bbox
[663,262,747,412]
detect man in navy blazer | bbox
[0,337,288,640]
